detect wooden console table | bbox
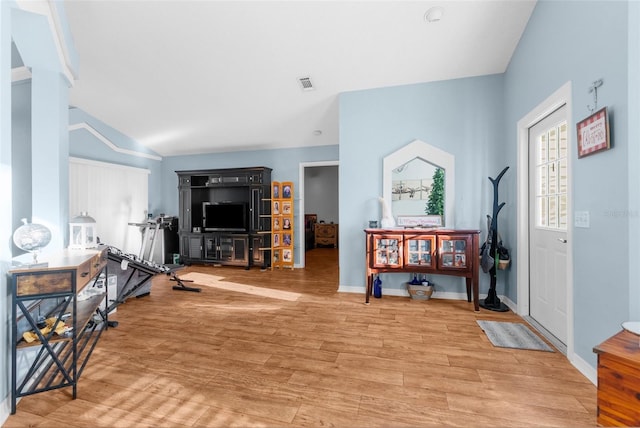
[364,228,480,311]
[593,329,640,426]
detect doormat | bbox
[476,320,554,352]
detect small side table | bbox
[315,223,338,248]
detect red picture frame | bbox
[577,107,610,158]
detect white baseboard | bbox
[1,395,10,426]
[337,284,367,294]
[338,284,512,306]
[568,351,597,385]
[500,295,516,311]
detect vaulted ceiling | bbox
[64,1,536,157]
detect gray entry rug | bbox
[477,320,554,352]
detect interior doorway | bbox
[517,82,573,356]
[299,161,339,268]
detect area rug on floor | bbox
[476,320,554,352]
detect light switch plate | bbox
[574,211,590,228]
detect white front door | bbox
[528,105,569,344]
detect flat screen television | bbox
[202,202,248,232]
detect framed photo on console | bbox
[396,215,442,228]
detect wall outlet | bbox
[574,211,590,228]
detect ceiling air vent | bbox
[298,76,315,91]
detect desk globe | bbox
[13,218,52,265]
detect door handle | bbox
[557,238,567,243]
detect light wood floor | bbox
[4,248,597,427]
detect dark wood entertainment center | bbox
[176,167,272,268]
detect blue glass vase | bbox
[373,276,382,298]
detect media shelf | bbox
[271,181,294,269]
[176,167,272,269]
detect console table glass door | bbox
[365,229,480,311]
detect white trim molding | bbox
[69,156,151,174]
[69,122,162,161]
[516,81,574,359]
[298,160,339,268]
[16,0,77,84]
[11,66,31,82]
[570,352,598,386]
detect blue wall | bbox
[339,74,505,294]
[69,110,340,268]
[504,0,631,368]
[629,1,640,321]
[1,0,15,414]
[2,6,638,419]
[160,145,339,264]
[2,0,79,419]
[338,0,635,370]
[11,80,31,256]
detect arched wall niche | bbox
[382,139,455,227]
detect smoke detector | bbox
[424,6,444,23]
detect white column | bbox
[31,66,69,252]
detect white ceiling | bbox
[64,1,536,157]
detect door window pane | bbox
[538,165,547,196]
[548,128,558,162]
[538,197,547,227]
[559,194,568,228]
[548,163,557,195]
[536,121,567,231]
[548,195,558,228]
[538,133,547,164]
[559,123,568,159]
[558,158,567,194]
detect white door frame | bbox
[516,81,574,357]
[298,160,339,268]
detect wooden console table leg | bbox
[468,277,480,312]
[465,277,472,302]
[365,274,372,304]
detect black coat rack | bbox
[480,166,509,312]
